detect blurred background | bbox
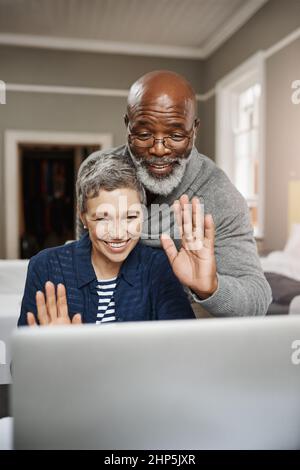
[0,0,299,259]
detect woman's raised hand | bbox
[27,281,82,326]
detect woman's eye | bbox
[127,215,138,220]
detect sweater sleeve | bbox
[18,255,48,326]
[151,253,196,320]
[191,174,272,317]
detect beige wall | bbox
[203,0,300,91]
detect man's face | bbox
[126,94,198,196]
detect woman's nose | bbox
[108,220,127,239]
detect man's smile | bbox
[147,161,176,176]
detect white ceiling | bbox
[0,0,268,58]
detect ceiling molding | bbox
[201,0,268,57]
[264,26,300,59]
[6,82,214,102]
[196,88,215,102]
[0,33,204,59]
[0,1,269,60]
[6,83,129,98]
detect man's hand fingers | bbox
[172,200,183,238]
[192,197,204,241]
[72,313,82,324]
[27,312,37,327]
[36,291,49,325]
[180,195,193,242]
[57,283,69,318]
[45,281,58,321]
[160,233,178,266]
[203,214,215,249]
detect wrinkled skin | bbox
[125,70,199,181]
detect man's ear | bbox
[192,119,200,146]
[124,114,129,127]
[194,118,200,132]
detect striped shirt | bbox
[96,277,117,324]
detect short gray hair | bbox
[76,153,146,213]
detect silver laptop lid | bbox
[11,316,300,450]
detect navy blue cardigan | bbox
[18,233,195,325]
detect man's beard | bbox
[127,146,192,196]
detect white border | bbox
[4,130,112,259]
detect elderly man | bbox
[78,70,272,317]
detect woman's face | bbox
[81,187,143,264]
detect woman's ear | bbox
[79,211,87,229]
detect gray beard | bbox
[127,145,191,196]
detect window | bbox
[216,53,265,238]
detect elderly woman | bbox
[18,153,195,326]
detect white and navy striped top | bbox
[96,277,117,324]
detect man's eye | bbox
[136,133,152,140]
[170,134,185,141]
[127,215,138,220]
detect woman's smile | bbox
[101,238,132,253]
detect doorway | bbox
[19,144,97,259]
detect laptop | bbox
[11,316,300,449]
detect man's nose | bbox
[148,140,172,158]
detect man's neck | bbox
[145,189,157,207]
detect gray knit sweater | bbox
[77,145,272,317]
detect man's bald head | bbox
[127,70,197,119]
[125,70,200,195]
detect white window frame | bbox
[215,52,265,238]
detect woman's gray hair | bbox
[76,153,146,213]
